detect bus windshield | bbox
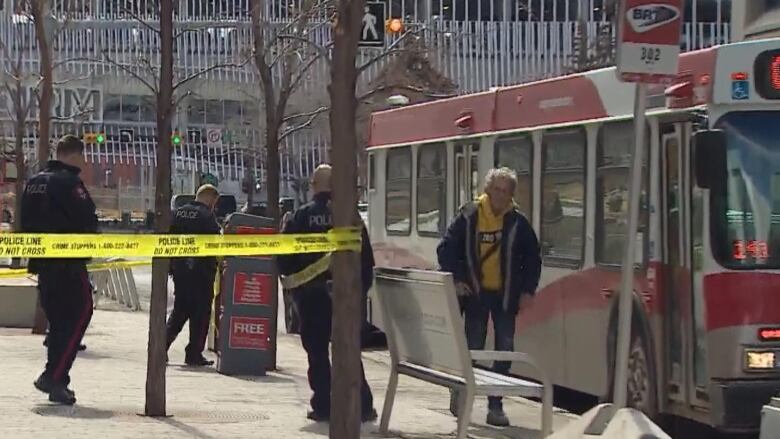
[713,111,780,269]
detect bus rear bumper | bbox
[710,379,780,432]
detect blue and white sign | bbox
[732,80,750,100]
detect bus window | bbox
[595,121,649,266]
[416,143,447,236]
[385,146,412,235]
[541,128,586,265]
[495,134,533,220]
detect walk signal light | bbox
[386,18,403,34]
[83,132,105,144]
[171,131,182,146]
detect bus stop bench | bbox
[374,267,552,439]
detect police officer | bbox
[165,184,221,366]
[278,164,377,423]
[22,134,98,405]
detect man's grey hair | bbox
[485,167,517,191]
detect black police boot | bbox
[361,408,378,423]
[78,344,86,351]
[33,373,54,394]
[307,410,329,422]
[48,386,76,405]
[184,355,214,367]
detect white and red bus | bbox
[365,38,780,432]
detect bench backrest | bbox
[374,267,473,382]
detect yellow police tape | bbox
[0,228,361,259]
[0,259,154,278]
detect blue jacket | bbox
[436,202,542,313]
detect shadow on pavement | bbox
[468,423,540,439]
[31,404,115,419]
[157,416,221,439]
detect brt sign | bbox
[616,0,683,83]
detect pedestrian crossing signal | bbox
[386,18,403,34]
[83,133,105,144]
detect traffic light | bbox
[83,132,105,144]
[171,131,182,146]
[386,18,403,34]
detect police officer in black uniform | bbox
[22,134,98,405]
[166,184,221,366]
[278,164,377,423]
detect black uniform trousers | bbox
[295,283,374,416]
[166,267,215,359]
[38,263,94,386]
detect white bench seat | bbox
[374,267,552,439]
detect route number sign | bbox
[616,0,684,83]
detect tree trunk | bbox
[32,0,53,168]
[328,0,364,437]
[265,119,281,221]
[145,0,175,417]
[12,86,26,233]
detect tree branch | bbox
[122,7,161,34]
[279,111,323,141]
[357,29,423,74]
[173,57,250,91]
[358,84,457,102]
[276,34,332,66]
[101,52,158,94]
[282,106,329,124]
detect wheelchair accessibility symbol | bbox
[732,80,750,100]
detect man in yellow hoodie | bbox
[437,167,542,427]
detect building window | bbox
[595,121,649,266]
[417,143,447,236]
[541,128,586,266]
[386,146,412,235]
[495,134,533,220]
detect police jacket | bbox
[436,202,542,314]
[170,201,221,276]
[277,192,374,294]
[21,160,98,272]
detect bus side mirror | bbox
[692,129,727,189]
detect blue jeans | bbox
[464,292,517,410]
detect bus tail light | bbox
[746,349,776,370]
[759,328,780,341]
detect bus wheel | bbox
[627,333,658,418]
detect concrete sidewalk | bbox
[0,306,575,439]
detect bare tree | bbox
[29,0,55,167]
[328,0,365,436]
[100,8,249,416]
[249,0,332,221]
[0,32,37,233]
[568,0,619,73]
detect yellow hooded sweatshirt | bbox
[477,194,512,291]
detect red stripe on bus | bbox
[704,272,780,331]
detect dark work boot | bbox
[361,408,378,423]
[33,373,54,394]
[307,410,329,422]
[48,386,77,405]
[185,355,214,367]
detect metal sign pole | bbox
[613,82,648,409]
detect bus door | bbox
[454,143,480,214]
[661,122,693,406]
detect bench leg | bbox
[379,365,399,435]
[456,388,474,439]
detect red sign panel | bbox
[233,272,272,306]
[617,0,684,83]
[228,316,270,350]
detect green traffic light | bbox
[172,134,182,145]
[96,133,105,144]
